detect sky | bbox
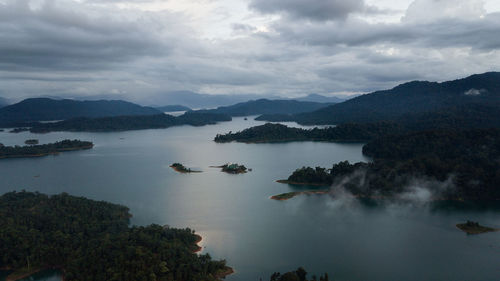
[0,0,499,103]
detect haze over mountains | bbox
[257,72,500,125]
[195,99,332,117]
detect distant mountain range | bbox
[257,72,500,125]
[196,99,333,117]
[155,105,192,112]
[0,98,161,125]
[295,94,346,103]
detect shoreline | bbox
[5,267,44,281]
[192,234,234,280]
[276,179,331,187]
[271,190,330,201]
[0,145,93,160]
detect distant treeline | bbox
[0,191,230,281]
[282,129,500,201]
[267,267,330,281]
[216,104,500,143]
[28,112,231,133]
[0,139,93,159]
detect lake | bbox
[1,117,499,281]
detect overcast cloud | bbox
[0,0,499,103]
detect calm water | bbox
[1,117,499,281]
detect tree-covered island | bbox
[0,139,93,159]
[0,191,232,281]
[456,221,499,235]
[211,163,248,174]
[170,163,202,173]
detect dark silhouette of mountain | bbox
[257,72,500,125]
[0,97,8,108]
[196,99,332,117]
[156,105,192,112]
[296,94,346,103]
[0,98,161,124]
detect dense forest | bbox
[281,129,500,201]
[256,72,500,125]
[0,191,230,281]
[0,140,93,159]
[0,98,161,125]
[214,123,404,143]
[29,112,231,133]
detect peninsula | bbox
[0,139,93,159]
[0,191,232,281]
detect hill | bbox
[257,72,500,125]
[196,99,332,117]
[0,98,161,125]
[30,112,231,133]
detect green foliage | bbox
[214,122,403,143]
[282,129,500,201]
[0,139,93,159]
[0,191,228,281]
[288,167,332,185]
[268,268,329,281]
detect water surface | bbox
[1,118,499,281]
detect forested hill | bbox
[0,191,230,281]
[0,98,161,125]
[196,99,332,117]
[257,72,500,125]
[30,112,231,133]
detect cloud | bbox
[249,0,366,21]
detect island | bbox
[0,140,93,159]
[456,221,499,235]
[0,191,232,281]
[170,163,202,173]
[211,163,248,174]
[24,139,39,145]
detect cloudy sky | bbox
[1,0,499,103]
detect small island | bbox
[271,190,329,201]
[220,163,248,174]
[170,163,202,173]
[0,139,93,159]
[456,221,499,235]
[210,163,248,174]
[24,139,39,145]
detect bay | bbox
[0,117,499,281]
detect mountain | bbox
[296,94,346,103]
[196,99,332,117]
[0,97,8,108]
[156,105,192,112]
[0,98,161,124]
[257,72,500,125]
